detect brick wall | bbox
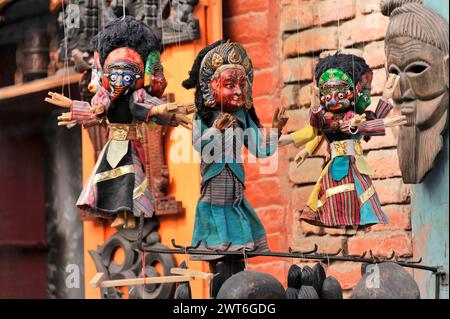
[223,0,412,296]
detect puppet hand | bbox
[384,115,407,127]
[215,113,236,132]
[92,104,105,115]
[360,70,374,94]
[57,112,76,126]
[153,102,196,115]
[294,148,309,168]
[272,107,289,136]
[382,73,400,101]
[45,92,73,108]
[310,86,321,112]
[350,113,367,127]
[175,114,192,130]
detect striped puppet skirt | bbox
[300,155,389,228]
[191,166,269,261]
[77,139,154,220]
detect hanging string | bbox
[121,0,126,20]
[60,0,71,98]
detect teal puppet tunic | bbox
[191,108,278,260]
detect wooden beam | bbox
[89,272,105,289]
[171,268,214,280]
[0,72,81,102]
[98,275,193,288]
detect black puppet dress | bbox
[72,87,177,220]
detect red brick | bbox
[366,149,401,179]
[372,178,411,205]
[290,185,314,211]
[253,96,277,125]
[284,107,309,133]
[313,0,356,26]
[245,177,285,207]
[327,262,362,290]
[357,0,382,15]
[281,4,314,32]
[363,126,398,150]
[281,0,310,4]
[292,235,347,254]
[371,68,386,95]
[247,260,290,287]
[299,83,313,108]
[371,204,412,232]
[249,232,287,264]
[299,220,324,236]
[284,26,338,57]
[253,68,279,97]
[281,85,300,109]
[363,40,386,69]
[339,12,388,47]
[288,157,324,185]
[243,42,275,70]
[256,206,285,234]
[320,48,363,59]
[347,230,412,257]
[223,0,270,18]
[282,57,315,83]
[224,12,269,44]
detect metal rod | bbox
[142,245,440,273]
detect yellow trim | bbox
[290,124,317,148]
[325,183,355,198]
[307,161,332,211]
[133,178,148,199]
[93,165,134,184]
[359,185,376,204]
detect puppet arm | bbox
[45,89,108,127]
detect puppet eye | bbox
[325,94,332,101]
[110,74,117,81]
[124,75,131,82]
[320,96,326,103]
[337,92,345,100]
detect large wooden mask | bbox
[382,0,449,184]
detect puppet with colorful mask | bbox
[182,40,285,268]
[45,16,193,229]
[279,53,406,228]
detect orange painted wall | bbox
[83,0,222,299]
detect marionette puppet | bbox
[278,53,406,228]
[182,40,286,261]
[45,16,193,229]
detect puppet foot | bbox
[111,212,126,228]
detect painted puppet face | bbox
[144,51,167,98]
[106,64,141,99]
[387,37,449,128]
[211,67,248,113]
[319,69,354,113]
[103,47,144,100]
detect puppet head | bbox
[182,40,262,127]
[144,51,167,98]
[315,53,372,114]
[102,47,144,99]
[91,16,165,99]
[382,0,449,183]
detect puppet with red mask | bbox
[45,16,192,229]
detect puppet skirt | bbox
[300,155,389,227]
[191,166,268,261]
[76,139,154,220]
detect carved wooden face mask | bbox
[387,37,449,129]
[210,66,248,113]
[387,37,449,183]
[102,47,144,100]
